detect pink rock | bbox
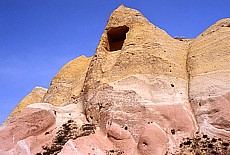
[7,140,31,155]
[137,123,168,155]
[191,92,230,139]
[107,123,136,154]
[0,108,55,151]
[107,123,131,140]
[58,140,79,155]
[59,129,114,155]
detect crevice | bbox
[186,41,199,128]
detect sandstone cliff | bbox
[188,18,230,140]
[0,5,229,155]
[82,7,197,154]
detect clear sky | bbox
[0,0,229,124]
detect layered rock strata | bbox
[188,18,230,139]
[1,5,230,155]
[82,5,197,150]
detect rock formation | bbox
[42,55,92,106]
[3,86,47,124]
[0,5,229,155]
[188,18,230,140]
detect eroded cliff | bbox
[1,5,229,155]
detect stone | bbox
[82,5,197,150]
[4,86,47,124]
[188,18,230,139]
[42,55,92,106]
[107,123,132,140]
[27,103,87,126]
[107,123,136,154]
[58,130,114,155]
[0,103,89,155]
[137,123,168,155]
[1,5,230,155]
[0,108,55,151]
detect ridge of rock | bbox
[188,17,230,139]
[42,55,92,106]
[1,5,230,155]
[82,5,195,143]
[3,86,47,124]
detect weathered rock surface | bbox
[42,55,92,106]
[0,5,230,155]
[82,5,197,153]
[0,108,55,152]
[4,86,47,124]
[0,103,88,155]
[59,130,114,155]
[188,18,230,139]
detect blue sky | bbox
[0,0,229,124]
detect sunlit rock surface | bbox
[3,86,47,124]
[1,5,229,155]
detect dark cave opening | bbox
[107,25,129,51]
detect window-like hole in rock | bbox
[107,25,129,51]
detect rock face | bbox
[42,55,92,106]
[82,5,196,151]
[188,18,230,139]
[0,108,56,154]
[0,5,230,155]
[4,86,47,124]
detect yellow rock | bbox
[188,18,230,76]
[5,56,92,120]
[42,55,92,106]
[83,5,190,92]
[81,6,197,139]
